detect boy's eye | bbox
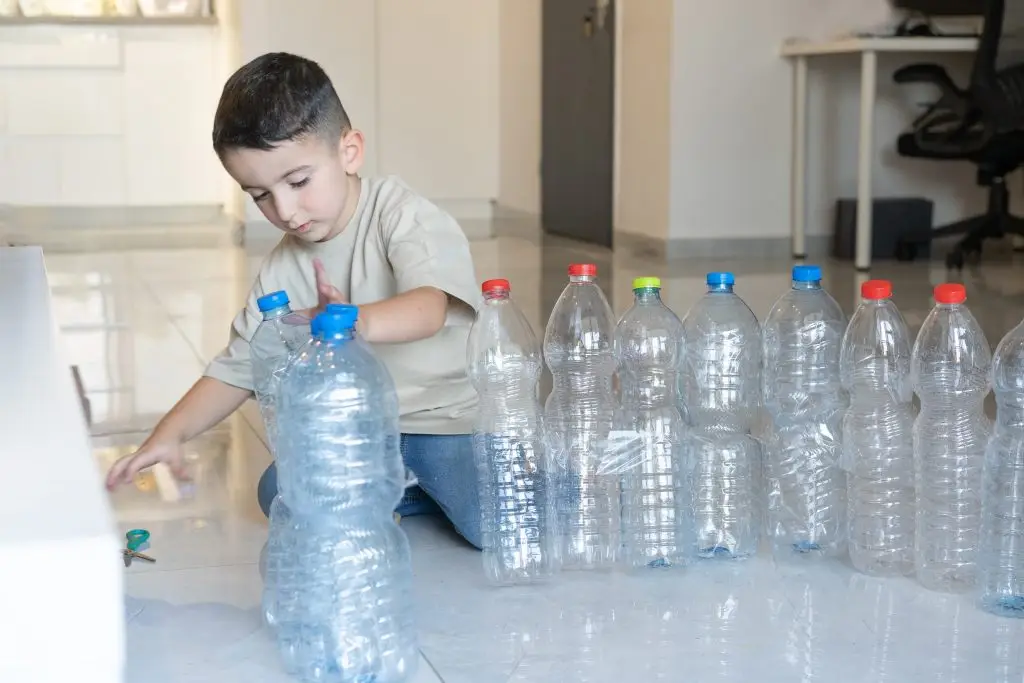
[289,178,310,189]
[252,192,270,203]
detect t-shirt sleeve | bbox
[202,277,267,392]
[384,200,481,312]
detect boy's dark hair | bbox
[212,52,351,154]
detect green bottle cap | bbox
[632,276,661,290]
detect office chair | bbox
[894,0,1024,270]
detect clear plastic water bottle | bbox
[251,290,310,453]
[912,283,991,593]
[544,263,620,570]
[613,277,691,569]
[840,279,915,577]
[467,278,558,585]
[978,317,1024,616]
[762,265,848,559]
[681,272,762,559]
[273,308,417,682]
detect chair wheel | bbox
[894,241,918,262]
[946,251,966,270]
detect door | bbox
[541,0,616,247]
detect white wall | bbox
[0,24,223,208]
[498,0,541,214]
[613,0,1004,246]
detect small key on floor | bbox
[122,529,156,567]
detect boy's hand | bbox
[106,436,189,490]
[301,258,348,318]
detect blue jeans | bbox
[257,433,481,549]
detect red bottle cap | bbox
[860,279,892,300]
[568,263,597,277]
[934,283,966,305]
[481,278,510,294]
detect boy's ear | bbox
[339,129,365,175]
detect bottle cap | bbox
[934,283,967,305]
[792,265,822,283]
[481,278,511,294]
[706,272,735,287]
[568,264,597,277]
[316,307,358,334]
[325,303,356,315]
[632,276,661,290]
[256,290,289,312]
[860,279,892,300]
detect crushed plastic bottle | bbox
[272,307,417,682]
[544,263,620,570]
[762,265,848,559]
[912,283,991,593]
[467,278,558,585]
[840,279,915,577]
[681,272,762,559]
[978,316,1024,616]
[613,277,692,569]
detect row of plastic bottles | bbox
[468,265,1024,620]
[251,294,417,683]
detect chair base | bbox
[896,176,1024,270]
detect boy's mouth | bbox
[293,221,312,234]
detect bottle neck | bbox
[707,283,733,294]
[793,280,821,291]
[319,329,356,343]
[569,275,596,284]
[483,291,510,302]
[633,287,661,303]
[262,304,292,319]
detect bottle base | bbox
[979,594,1024,619]
[915,567,976,594]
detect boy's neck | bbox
[321,174,362,242]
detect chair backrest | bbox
[973,0,1024,126]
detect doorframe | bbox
[611,0,625,243]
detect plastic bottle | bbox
[839,279,915,576]
[762,265,848,559]
[613,277,691,568]
[978,317,1024,616]
[272,308,417,682]
[681,272,762,559]
[912,283,991,593]
[251,290,310,454]
[543,263,620,570]
[467,278,558,585]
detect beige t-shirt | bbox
[204,175,481,435]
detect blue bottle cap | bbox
[316,307,358,335]
[792,265,822,283]
[256,290,290,313]
[706,272,735,287]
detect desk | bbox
[781,36,977,270]
[0,247,124,681]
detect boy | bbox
[105,52,482,549]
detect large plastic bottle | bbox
[272,308,417,682]
[467,278,558,585]
[839,279,915,577]
[251,289,310,453]
[912,283,991,593]
[681,272,762,559]
[544,263,619,570]
[613,277,691,568]
[762,265,848,559]
[978,317,1024,616]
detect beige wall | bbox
[498,0,542,214]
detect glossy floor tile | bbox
[37,222,1024,682]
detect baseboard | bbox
[0,204,224,229]
[614,231,832,261]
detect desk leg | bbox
[791,56,808,259]
[855,50,877,272]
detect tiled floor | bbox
[39,222,1024,682]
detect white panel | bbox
[376,0,500,201]
[122,32,222,205]
[0,136,63,204]
[60,136,127,205]
[0,26,120,67]
[5,69,123,136]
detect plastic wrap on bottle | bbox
[468,278,559,585]
[979,317,1024,616]
[544,264,623,570]
[271,307,417,683]
[912,283,991,594]
[612,277,692,569]
[839,280,915,577]
[681,272,763,560]
[762,265,848,560]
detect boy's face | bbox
[221,131,364,243]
